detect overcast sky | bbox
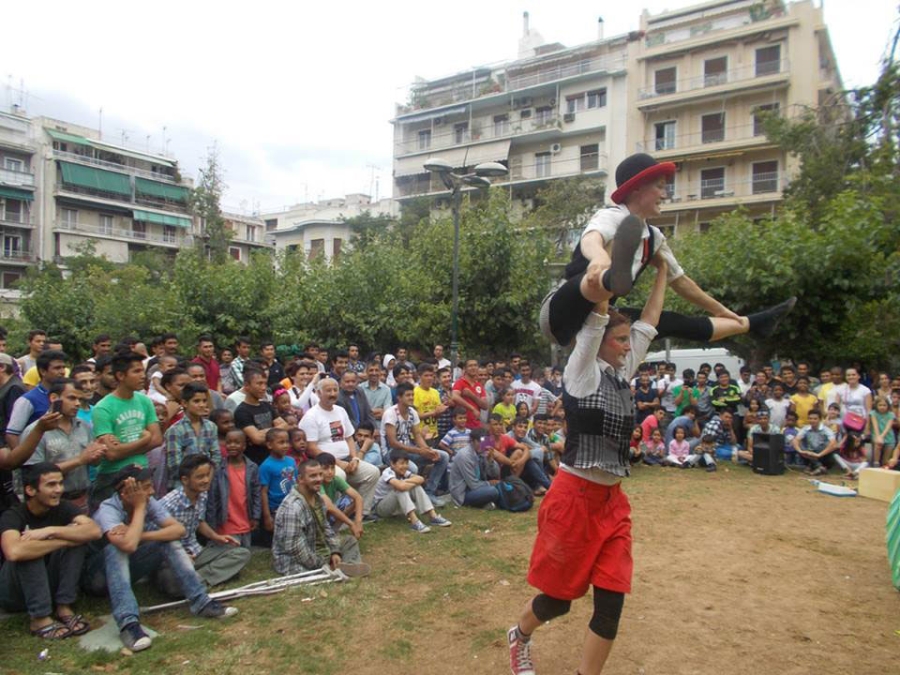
[4,1,896,213]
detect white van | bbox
[643,347,745,377]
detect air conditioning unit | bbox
[550,143,562,154]
[520,109,532,119]
[563,113,576,123]
[513,97,533,108]
[549,98,557,107]
[434,117,444,126]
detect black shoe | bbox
[749,297,797,338]
[604,215,644,297]
[120,622,152,651]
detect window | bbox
[1,272,22,289]
[660,225,675,238]
[3,158,24,173]
[265,218,278,231]
[308,238,325,260]
[132,221,146,239]
[753,103,780,136]
[535,152,551,178]
[756,45,781,76]
[580,144,599,172]
[61,208,77,227]
[333,238,342,262]
[247,225,258,242]
[655,121,676,150]
[418,129,431,150]
[454,123,468,144]
[163,225,177,243]
[752,161,779,193]
[587,88,607,109]
[704,57,728,87]
[665,176,676,200]
[3,235,21,258]
[1,198,22,224]
[99,214,113,234]
[698,222,712,233]
[655,67,677,95]
[700,168,725,199]
[701,113,725,144]
[535,106,553,125]
[493,115,509,136]
[565,95,584,114]
[229,247,242,261]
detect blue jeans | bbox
[521,458,552,490]
[83,541,210,629]
[0,545,87,619]
[416,449,450,497]
[462,485,500,508]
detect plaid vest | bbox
[562,370,635,477]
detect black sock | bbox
[747,297,797,338]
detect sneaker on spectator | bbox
[120,622,152,652]
[430,515,452,527]
[507,625,535,675]
[338,561,372,578]
[410,520,431,534]
[198,600,239,619]
[429,494,451,508]
[482,502,497,510]
[706,463,717,472]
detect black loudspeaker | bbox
[752,433,785,475]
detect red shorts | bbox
[527,469,633,599]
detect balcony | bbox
[636,121,778,159]
[637,60,790,110]
[0,213,34,229]
[0,247,36,264]
[52,149,179,184]
[395,114,565,157]
[662,174,787,211]
[506,55,627,92]
[54,220,188,247]
[0,167,35,190]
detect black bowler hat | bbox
[610,153,676,205]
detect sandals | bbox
[58,613,90,636]
[30,621,73,639]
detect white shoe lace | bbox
[515,638,534,673]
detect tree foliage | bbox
[190,144,232,263]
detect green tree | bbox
[191,144,232,263]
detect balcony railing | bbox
[665,174,787,204]
[52,150,179,184]
[55,220,187,246]
[0,167,35,189]
[506,55,627,92]
[0,213,34,228]
[0,247,35,263]
[638,60,790,100]
[395,114,565,156]
[635,121,773,153]
[55,182,192,216]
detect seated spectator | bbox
[664,426,691,467]
[793,410,839,476]
[641,408,666,443]
[163,382,219,493]
[687,434,718,471]
[507,417,552,493]
[629,426,644,464]
[529,414,557,476]
[317,452,364,537]
[641,428,666,465]
[271,388,296,424]
[0,462,101,639]
[834,433,869,478]
[156,455,251,597]
[782,412,801,464]
[740,409,781,464]
[742,399,762,437]
[83,465,238,653]
[373,451,452,533]
[448,428,501,509]
[701,409,738,462]
[272,459,369,577]
[439,408,472,458]
[356,421,386,468]
[205,429,260,548]
[258,428,297,546]
[664,405,700,449]
[823,402,844,444]
[484,414,548,496]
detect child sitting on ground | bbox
[506,416,552,495]
[373,451,451,533]
[834,433,869,478]
[317,452,364,538]
[629,426,644,464]
[824,402,844,444]
[641,428,667,465]
[206,429,261,549]
[439,408,471,458]
[257,428,297,547]
[665,426,692,467]
[688,434,718,472]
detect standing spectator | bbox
[260,341,285,391]
[789,377,820,427]
[233,369,282,466]
[691,371,714,425]
[205,429,260,549]
[433,344,451,371]
[327,350,349,383]
[413,364,446,445]
[347,344,366,375]
[86,334,112,365]
[452,359,488,430]
[336,371,375,430]
[710,370,742,413]
[361,360,391,423]
[163,382,219,492]
[671,369,696,417]
[0,352,26,506]
[230,337,252,391]
[512,361,543,418]
[868,396,897,467]
[765,383,792,429]
[191,335,220,392]
[286,360,320,414]
[16,329,46,377]
[633,372,659,425]
[219,348,238,396]
[6,350,68,449]
[840,367,872,420]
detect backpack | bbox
[496,476,535,512]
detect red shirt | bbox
[452,377,486,429]
[219,462,251,536]
[191,356,220,391]
[484,433,517,457]
[641,415,659,443]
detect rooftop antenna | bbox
[366,163,381,200]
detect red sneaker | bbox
[507,626,536,675]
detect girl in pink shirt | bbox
[665,426,691,467]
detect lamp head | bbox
[424,158,453,174]
[474,161,508,177]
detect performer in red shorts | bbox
[508,257,670,675]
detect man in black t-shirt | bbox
[0,462,101,638]
[233,370,286,465]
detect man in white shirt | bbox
[512,361,543,417]
[299,378,379,517]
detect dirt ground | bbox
[4,466,897,674]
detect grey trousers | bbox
[374,486,433,519]
[155,544,251,598]
[0,545,87,618]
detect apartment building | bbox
[265,193,398,262]
[627,0,842,234]
[0,109,37,298]
[391,14,632,209]
[222,210,271,263]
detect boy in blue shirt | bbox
[258,428,296,546]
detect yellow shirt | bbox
[23,365,71,388]
[413,386,442,438]
[789,392,819,427]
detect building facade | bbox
[626,0,842,234]
[0,109,38,302]
[222,210,271,263]
[265,193,398,262]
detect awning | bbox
[58,161,131,196]
[46,129,91,146]
[397,105,468,124]
[133,209,192,228]
[394,139,511,178]
[135,177,190,202]
[0,187,33,201]
[90,139,176,168]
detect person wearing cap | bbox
[539,152,796,348]
[82,464,238,652]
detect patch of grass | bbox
[379,638,413,660]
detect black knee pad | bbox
[532,594,571,623]
[589,587,624,640]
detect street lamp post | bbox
[424,159,508,372]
